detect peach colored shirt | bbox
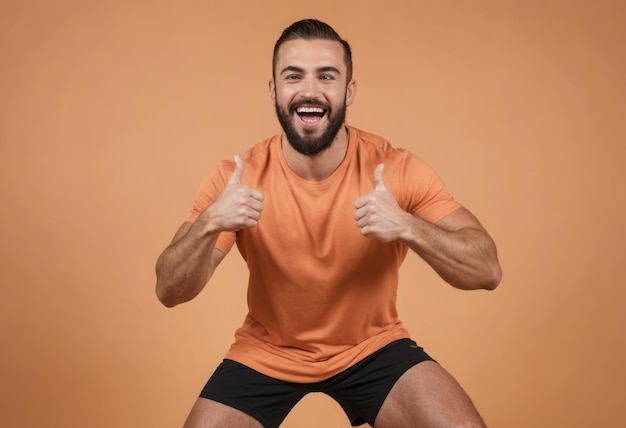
[188,126,461,383]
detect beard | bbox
[275,95,347,157]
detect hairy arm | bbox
[354,164,501,290]
[155,220,226,307]
[155,155,264,307]
[400,207,501,290]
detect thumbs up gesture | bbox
[206,155,265,232]
[354,164,409,242]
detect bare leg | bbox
[374,361,486,428]
[183,398,264,428]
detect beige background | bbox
[1,1,624,427]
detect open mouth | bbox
[295,106,327,124]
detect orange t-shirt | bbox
[188,126,461,383]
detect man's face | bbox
[270,39,356,157]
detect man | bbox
[156,19,501,428]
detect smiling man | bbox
[272,37,353,158]
[156,19,501,428]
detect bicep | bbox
[208,247,227,274]
[435,207,487,233]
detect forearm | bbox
[401,213,502,291]
[155,218,221,307]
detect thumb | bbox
[373,163,386,191]
[228,155,244,185]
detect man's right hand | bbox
[202,155,265,232]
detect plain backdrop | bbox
[1,1,624,427]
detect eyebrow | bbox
[280,65,342,76]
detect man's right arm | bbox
[155,219,227,307]
[155,155,264,308]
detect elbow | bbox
[156,287,178,308]
[155,264,187,308]
[155,275,204,308]
[158,295,179,308]
[482,263,502,291]
[155,279,184,308]
[454,263,502,291]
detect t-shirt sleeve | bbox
[397,153,461,223]
[186,161,237,254]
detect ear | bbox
[345,79,357,107]
[269,79,276,106]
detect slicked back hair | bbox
[272,19,353,82]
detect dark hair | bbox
[272,19,353,82]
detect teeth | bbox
[296,107,324,114]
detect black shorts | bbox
[198,339,435,427]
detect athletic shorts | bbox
[198,338,435,427]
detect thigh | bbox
[374,361,486,428]
[193,359,307,428]
[324,339,434,426]
[184,398,263,428]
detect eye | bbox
[285,74,301,80]
[320,74,335,81]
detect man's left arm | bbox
[402,206,501,290]
[354,164,502,291]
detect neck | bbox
[282,126,350,181]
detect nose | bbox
[301,76,321,99]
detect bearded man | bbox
[156,18,501,428]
